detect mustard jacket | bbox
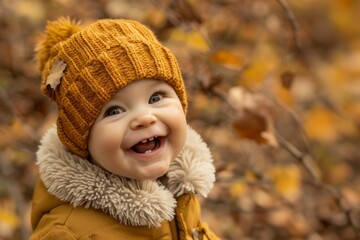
[30,126,220,240]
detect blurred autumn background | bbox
[1,0,360,239]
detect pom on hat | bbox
[36,17,81,72]
[36,18,187,159]
[36,18,81,100]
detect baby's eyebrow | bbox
[153,81,173,89]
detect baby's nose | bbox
[130,113,157,130]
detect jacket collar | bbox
[36,125,215,227]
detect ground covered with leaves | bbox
[0,0,359,239]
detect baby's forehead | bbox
[117,79,174,91]
[108,79,173,99]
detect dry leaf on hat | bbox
[228,86,278,147]
[46,59,67,91]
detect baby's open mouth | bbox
[130,136,162,154]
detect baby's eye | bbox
[104,106,125,117]
[149,91,166,104]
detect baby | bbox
[30,17,219,239]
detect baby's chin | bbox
[134,164,171,181]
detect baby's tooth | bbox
[148,137,154,141]
[145,150,152,153]
[141,139,147,143]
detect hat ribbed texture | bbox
[36,18,187,159]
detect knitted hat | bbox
[36,17,187,159]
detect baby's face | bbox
[88,79,187,180]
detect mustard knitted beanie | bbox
[36,17,187,159]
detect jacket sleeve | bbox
[175,194,221,240]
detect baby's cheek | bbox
[100,134,121,151]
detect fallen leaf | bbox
[230,180,247,198]
[268,207,293,227]
[329,0,360,38]
[46,59,67,91]
[145,9,167,28]
[303,106,339,143]
[326,162,352,185]
[168,27,209,52]
[228,86,278,147]
[241,43,279,86]
[280,71,295,89]
[0,199,19,238]
[341,187,360,209]
[253,189,274,208]
[210,50,243,70]
[268,164,302,202]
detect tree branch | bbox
[276,0,302,53]
[276,132,360,238]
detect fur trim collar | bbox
[36,125,215,227]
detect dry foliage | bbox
[0,0,359,239]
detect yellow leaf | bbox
[329,0,360,38]
[303,106,339,143]
[229,181,247,198]
[269,164,302,202]
[0,211,19,228]
[168,28,209,52]
[242,60,270,85]
[241,43,279,86]
[0,200,19,237]
[210,50,242,69]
